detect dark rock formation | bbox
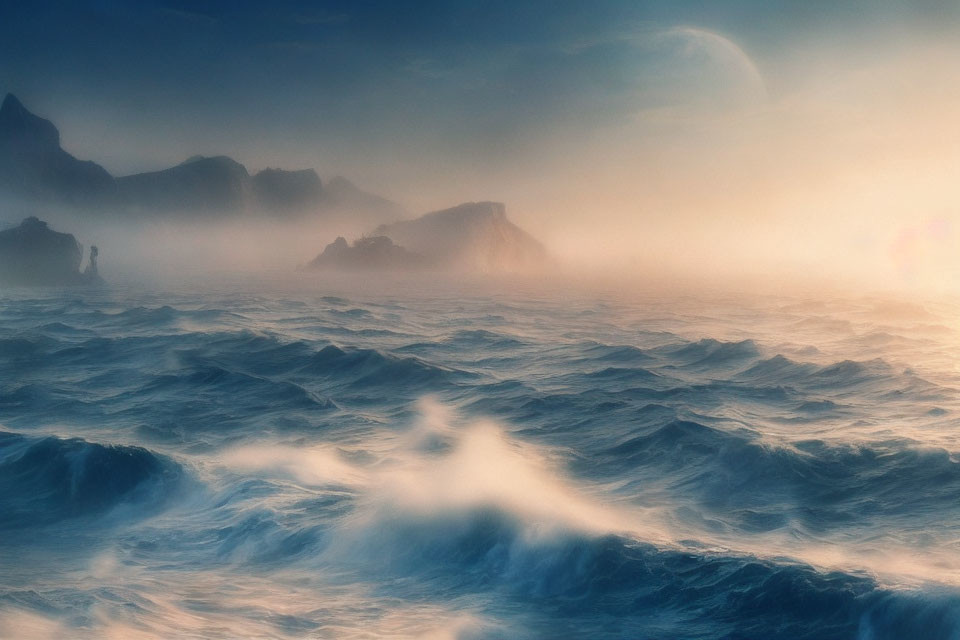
[84,244,100,281]
[307,235,424,270]
[0,217,103,286]
[117,155,251,215]
[373,201,547,271]
[0,93,407,223]
[307,201,548,272]
[0,94,117,205]
[252,167,323,213]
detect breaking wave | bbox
[0,284,958,638]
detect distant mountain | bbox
[0,93,406,224]
[307,201,548,272]
[0,216,103,286]
[320,176,408,223]
[252,167,322,213]
[0,94,117,205]
[118,155,251,215]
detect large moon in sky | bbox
[638,27,768,113]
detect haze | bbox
[2,0,958,293]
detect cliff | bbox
[0,216,103,286]
[0,94,117,205]
[373,201,547,271]
[307,201,548,272]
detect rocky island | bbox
[308,235,426,270]
[306,201,547,272]
[0,216,103,286]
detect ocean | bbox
[1,275,958,639]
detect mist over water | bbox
[0,277,958,638]
[3,2,960,637]
[0,199,383,281]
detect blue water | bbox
[1,277,959,639]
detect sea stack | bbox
[0,216,104,286]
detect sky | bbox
[2,0,959,291]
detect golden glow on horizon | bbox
[20,29,958,296]
[510,37,960,294]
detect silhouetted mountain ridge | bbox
[0,93,405,223]
[117,155,250,214]
[252,167,323,212]
[0,94,117,205]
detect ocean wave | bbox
[0,432,186,529]
[737,354,820,382]
[583,365,665,385]
[578,342,656,364]
[302,344,475,391]
[129,364,335,422]
[0,336,56,358]
[335,506,954,640]
[318,423,960,639]
[447,329,527,349]
[735,355,944,402]
[2,288,959,638]
[593,419,960,533]
[104,305,241,325]
[661,338,761,366]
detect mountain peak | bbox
[20,215,48,229]
[0,92,61,149]
[176,155,246,170]
[1,93,25,115]
[180,154,208,165]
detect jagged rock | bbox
[307,201,548,272]
[0,216,103,286]
[307,235,425,270]
[373,201,547,271]
[84,244,101,281]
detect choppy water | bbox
[1,276,959,639]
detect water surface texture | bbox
[1,279,959,639]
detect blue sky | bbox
[2,0,955,179]
[2,1,960,291]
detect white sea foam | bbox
[221,444,367,487]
